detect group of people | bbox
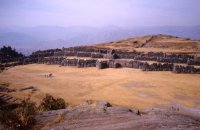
[44,73,53,78]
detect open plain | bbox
[0,64,200,110]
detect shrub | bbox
[0,67,4,73]
[39,94,66,111]
[0,98,37,130]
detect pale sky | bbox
[0,0,200,27]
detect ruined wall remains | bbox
[77,52,92,57]
[61,59,97,68]
[96,61,108,69]
[38,57,97,68]
[29,47,199,66]
[187,59,200,66]
[142,63,174,71]
[173,65,200,74]
[91,53,104,58]
[1,46,200,74]
[97,60,174,72]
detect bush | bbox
[0,46,24,59]
[0,98,37,130]
[39,94,66,111]
[0,67,4,73]
[0,94,67,129]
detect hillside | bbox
[95,34,200,53]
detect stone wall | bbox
[38,57,97,68]
[77,52,92,57]
[173,65,200,74]
[134,53,195,64]
[187,59,200,66]
[142,63,173,71]
[29,47,199,66]
[91,53,104,58]
[2,47,199,74]
[38,57,64,65]
[30,49,62,58]
[61,59,97,68]
[97,60,174,71]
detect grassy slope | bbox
[92,34,200,53]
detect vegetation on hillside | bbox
[0,46,24,59]
[39,94,67,111]
[0,98,37,130]
[0,94,67,129]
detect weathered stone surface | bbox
[95,101,112,108]
[33,101,200,130]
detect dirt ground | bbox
[0,64,200,109]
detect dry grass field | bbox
[0,64,200,109]
[93,34,200,54]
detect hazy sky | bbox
[0,0,200,27]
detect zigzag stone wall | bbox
[173,65,200,74]
[1,47,200,74]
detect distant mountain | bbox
[0,25,200,53]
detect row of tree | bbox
[0,46,24,59]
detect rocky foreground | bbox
[36,101,200,130]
